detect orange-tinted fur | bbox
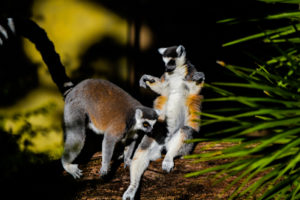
[186,94,203,131]
[154,96,167,110]
[82,80,140,136]
[154,96,167,122]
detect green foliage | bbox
[186,1,300,199]
[219,2,300,48]
[259,0,300,4]
[187,62,300,199]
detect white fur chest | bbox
[165,65,187,93]
[165,66,188,133]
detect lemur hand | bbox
[139,74,156,88]
[192,71,205,83]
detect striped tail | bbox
[0,18,74,97]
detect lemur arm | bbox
[185,71,205,132]
[139,74,167,95]
[184,71,205,97]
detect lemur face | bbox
[133,108,159,133]
[158,45,186,72]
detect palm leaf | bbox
[222,24,300,47]
[186,1,300,199]
[259,0,300,4]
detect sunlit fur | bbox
[61,79,159,179]
[186,94,203,131]
[123,45,205,200]
[153,95,167,122]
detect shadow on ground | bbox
[2,130,235,200]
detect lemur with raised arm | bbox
[0,18,159,179]
[123,45,205,200]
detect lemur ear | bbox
[176,45,186,57]
[158,47,167,55]
[135,108,143,119]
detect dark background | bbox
[0,0,297,105]
[0,0,297,103]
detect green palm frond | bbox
[187,62,300,199]
[259,0,300,4]
[223,24,300,47]
[186,1,300,199]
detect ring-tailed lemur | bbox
[0,18,159,179]
[123,45,204,200]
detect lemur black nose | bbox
[167,59,175,66]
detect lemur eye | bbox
[143,122,150,128]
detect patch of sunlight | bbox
[22,129,63,159]
[22,0,155,87]
[1,0,131,158]
[23,0,128,78]
[0,87,63,113]
[0,87,64,159]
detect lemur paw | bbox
[66,164,82,179]
[100,166,109,177]
[124,158,132,169]
[123,186,136,200]
[139,74,155,88]
[192,72,205,83]
[162,159,174,173]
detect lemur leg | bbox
[123,135,162,200]
[100,133,120,177]
[162,126,194,173]
[177,126,195,156]
[140,74,168,121]
[124,140,136,168]
[61,121,86,179]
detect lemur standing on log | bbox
[0,18,159,179]
[123,45,205,200]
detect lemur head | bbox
[158,45,187,73]
[133,107,160,133]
